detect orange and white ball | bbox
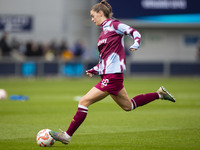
[36,129,55,147]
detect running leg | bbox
[111,87,159,111]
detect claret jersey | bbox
[89,18,141,75]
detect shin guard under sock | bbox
[131,93,159,109]
[66,105,88,136]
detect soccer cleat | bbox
[49,129,71,145]
[157,86,176,102]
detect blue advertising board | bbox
[108,0,200,23]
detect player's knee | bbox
[79,98,87,106]
[79,96,91,107]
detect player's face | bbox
[90,10,102,26]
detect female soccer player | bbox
[49,0,175,144]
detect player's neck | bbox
[100,18,110,27]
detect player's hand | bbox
[86,71,93,78]
[129,48,137,51]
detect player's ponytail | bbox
[91,0,113,18]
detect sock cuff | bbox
[78,105,88,113]
[157,92,162,99]
[131,99,137,110]
[131,102,134,110]
[78,104,88,110]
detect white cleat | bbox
[157,86,176,102]
[49,129,71,145]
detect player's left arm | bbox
[114,22,141,51]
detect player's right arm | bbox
[85,71,93,78]
[86,64,99,77]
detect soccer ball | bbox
[36,129,55,147]
[0,89,7,100]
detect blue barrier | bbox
[0,61,199,77]
[0,63,15,76]
[130,63,164,74]
[21,62,36,77]
[43,62,59,75]
[61,63,84,77]
[170,63,200,75]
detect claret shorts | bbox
[95,73,124,96]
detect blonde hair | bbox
[91,0,113,18]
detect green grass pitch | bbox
[0,77,199,150]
